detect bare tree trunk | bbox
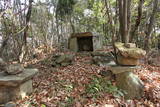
[19,0,33,62]
[118,0,131,43]
[144,0,158,51]
[104,0,118,64]
[23,0,33,45]
[130,0,144,42]
[118,0,124,42]
[123,0,128,43]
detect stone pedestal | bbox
[108,65,144,99]
[0,69,38,104]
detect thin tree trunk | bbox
[104,0,118,64]
[144,0,158,51]
[118,0,124,42]
[19,0,33,62]
[130,0,144,42]
[23,0,33,45]
[123,0,128,43]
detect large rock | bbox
[116,71,144,99]
[92,51,114,66]
[108,65,144,99]
[56,54,74,63]
[5,64,24,75]
[51,54,74,67]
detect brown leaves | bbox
[16,50,160,107]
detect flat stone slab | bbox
[108,64,138,74]
[0,69,38,86]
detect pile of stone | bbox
[91,51,114,66]
[51,54,75,67]
[108,42,146,99]
[0,58,38,104]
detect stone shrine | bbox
[68,32,102,52]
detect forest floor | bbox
[16,46,160,107]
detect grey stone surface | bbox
[56,54,74,63]
[92,51,114,66]
[92,34,103,51]
[98,70,114,80]
[52,54,74,67]
[116,71,144,99]
[69,37,78,52]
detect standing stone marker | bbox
[108,42,146,99]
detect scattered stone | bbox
[147,50,160,66]
[5,64,24,75]
[98,70,114,80]
[51,54,74,67]
[92,51,114,66]
[5,102,16,107]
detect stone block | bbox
[115,42,146,59]
[108,64,137,74]
[68,37,78,52]
[117,55,139,66]
[0,80,32,104]
[0,69,38,104]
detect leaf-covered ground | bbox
[15,48,160,107]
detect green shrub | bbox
[85,75,124,98]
